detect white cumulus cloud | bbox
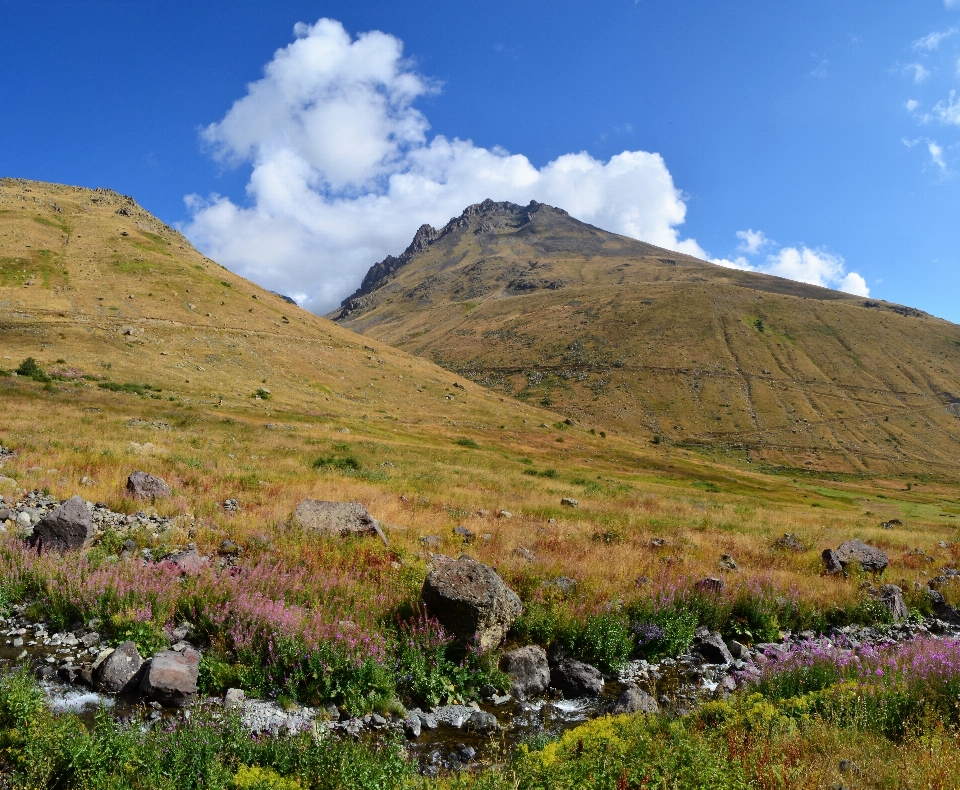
[905,99,920,112]
[184,18,705,313]
[931,90,960,125]
[712,235,869,297]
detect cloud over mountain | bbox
[184,19,704,313]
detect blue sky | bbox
[2,1,959,319]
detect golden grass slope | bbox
[331,200,960,476]
[2,180,960,620]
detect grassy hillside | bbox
[332,199,960,476]
[5,180,960,788]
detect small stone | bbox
[219,539,240,556]
[420,535,441,548]
[718,554,738,571]
[453,525,474,543]
[498,510,513,519]
[606,684,659,715]
[560,497,579,508]
[513,546,536,562]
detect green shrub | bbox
[16,356,50,382]
[253,388,272,400]
[312,454,362,472]
[98,381,161,396]
[454,437,480,449]
[566,611,634,672]
[631,607,699,660]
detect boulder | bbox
[29,496,93,551]
[422,556,521,649]
[835,539,888,574]
[876,584,908,621]
[466,710,499,734]
[291,500,387,546]
[500,645,550,699]
[821,548,844,575]
[94,641,143,693]
[606,684,659,715]
[690,628,734,665]
[775,533,804,552]
[162,546,209,575]
[139,648,200,706]
[126,471,172,500]
[550,658,604,696]
[694,577,725,594]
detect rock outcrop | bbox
[291,500,388,546]
[421,555,521,649]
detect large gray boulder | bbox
[835,539,888,574]
[421,555,521,650]
[29,496,92,551]
[821,548,844,575]
[500,645,550,699]
[606,684,659,715]
[94,641,143,693]
[550,658,604,697]
[139,648,200,706]
[126,471,172,500]
[291,500,387,546]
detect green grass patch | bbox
[98,381,162,396]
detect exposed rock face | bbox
[291,500,388,546]
[606,684,659,715]
[500,645,550,699]
[29,496,92,551]
[690,628,734,665]
[421,555,521,649]
[550,658,604,697]
[877,584,909,621]
[835,539,888,574]
[94,641,143,693]
[139,648,200,706]
[126,471,172,500]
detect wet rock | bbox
[501,645,550,699]
[404,714,422,739]
[835,539,888,574]
[80,632,100,648]
[551,658,604,696]
[140,648,200,706]
[126,471,172,500]
[821,548,844,575]
[467,710,499,734]
[422,555,521,649]
[291,500,387,546]
[690,628,734,665]
[876,584,909,621]
[95,641,143,693]
[29,496,93,551]
[606,684,659,715]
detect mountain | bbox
[332,199,960,475]
[0,180,557,437]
